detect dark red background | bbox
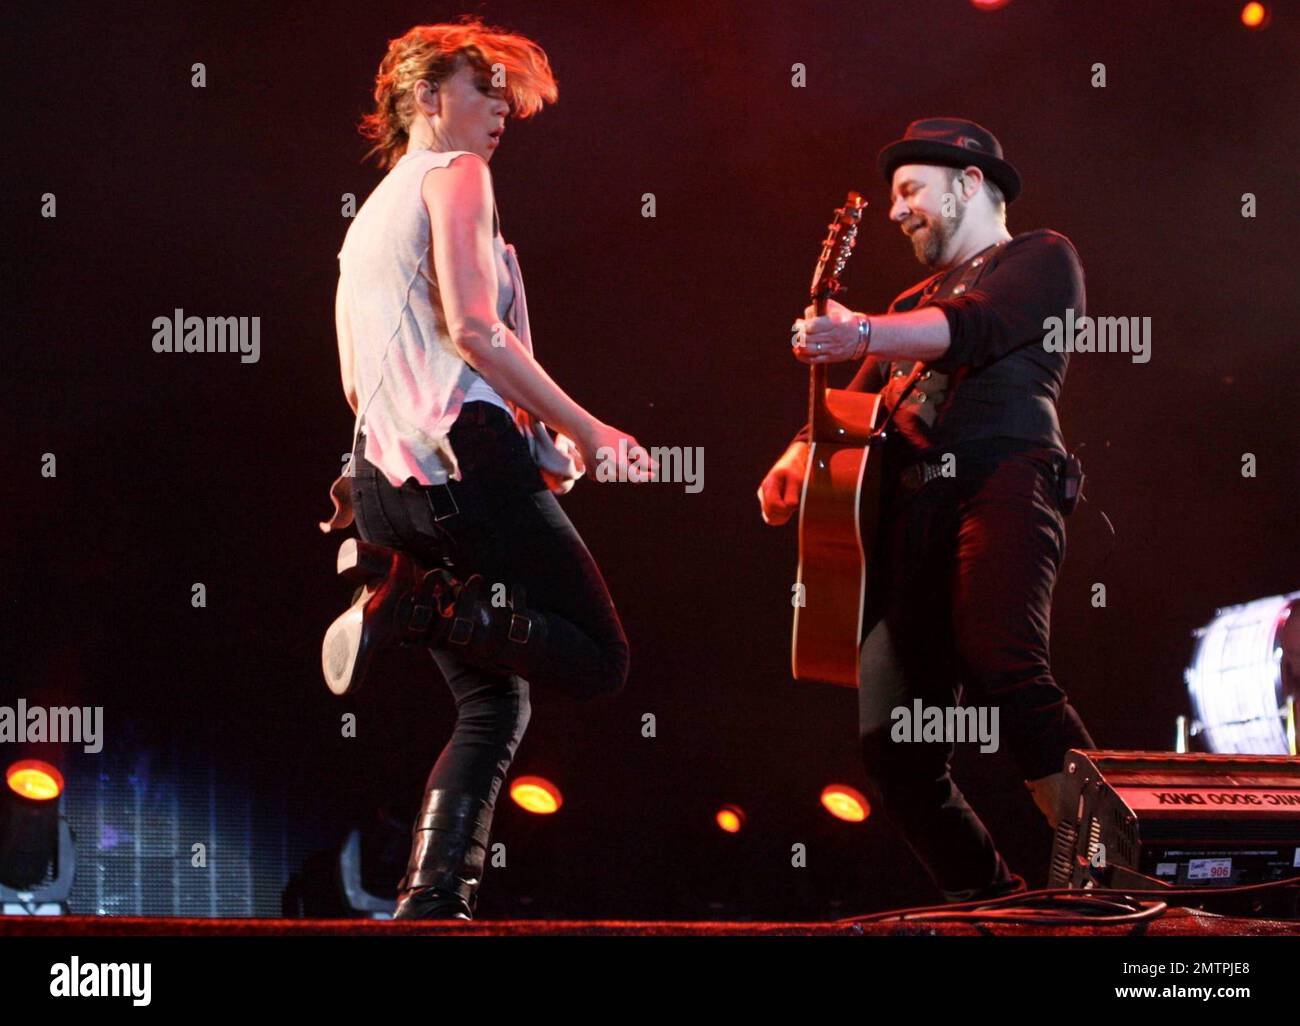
[6,0,1299,917]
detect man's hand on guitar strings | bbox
[757,443,809,526]
[791,298,863,364]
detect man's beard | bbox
[907,203,964,268]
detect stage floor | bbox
[2,908,1297,937]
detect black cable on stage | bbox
[837,871,1300,928]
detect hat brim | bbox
[878,140,1021,203]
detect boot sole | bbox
[391,900,472,921]
[322,596,369,696]
[323,539,403,696]
[325,541,457,696]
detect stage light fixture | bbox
[1241,3,1270,29]
[6,760,64,801]
[510,775,562,814]
[820,784,870,823]
[1183,591,1299,754]
[1,759,76,914]
[337,827,404,918]
[715,805,746,833]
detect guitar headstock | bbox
[810,192,867,302]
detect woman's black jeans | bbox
[350,402,629,806]
[857,443,1095,902]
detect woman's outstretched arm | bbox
[422,152,640,475]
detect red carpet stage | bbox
[3,908,1297,937]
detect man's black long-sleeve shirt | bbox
[791,228,1085,463]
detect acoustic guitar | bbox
[791,193,886,687]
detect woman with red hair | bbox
[322,19,645,920]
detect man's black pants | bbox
[857,442,1095,902]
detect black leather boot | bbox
[435,576,551,679]
[392,790,495,920]
[322,539,465,696]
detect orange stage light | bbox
[5,760,65,801]
[715,805,746,833]
[1241,3,1270,28]
[820,784,870,823]
[510,775,562,814]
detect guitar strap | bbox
[870,239,1008,440]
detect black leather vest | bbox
[878,237,1067,458]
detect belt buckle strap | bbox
[426,483,460,522]
[900,459,946,492]
[448,615,475,646]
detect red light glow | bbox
[510,775,562,814]
[6,760,64,801]
[820,784,870,823]
[1241,3,1269,28]
[715,805,746,833]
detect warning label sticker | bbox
[1187,858,1233,880]
[1117,788,1300,811]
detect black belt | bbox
[457,400,510,426]
[898,458,952,493]
[897,448,1065,496]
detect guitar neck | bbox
[806,294,831,440]
[804,191,866,442]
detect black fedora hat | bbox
[877,117,1022,203]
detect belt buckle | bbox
[448,615,474,645]
[508,614,531,644]
[427,484,460,522]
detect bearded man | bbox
[758,118,1097,902]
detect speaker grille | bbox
[1048,817,1078,886]
[61,738,327,917]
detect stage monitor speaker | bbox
[1047,749,1300,917]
